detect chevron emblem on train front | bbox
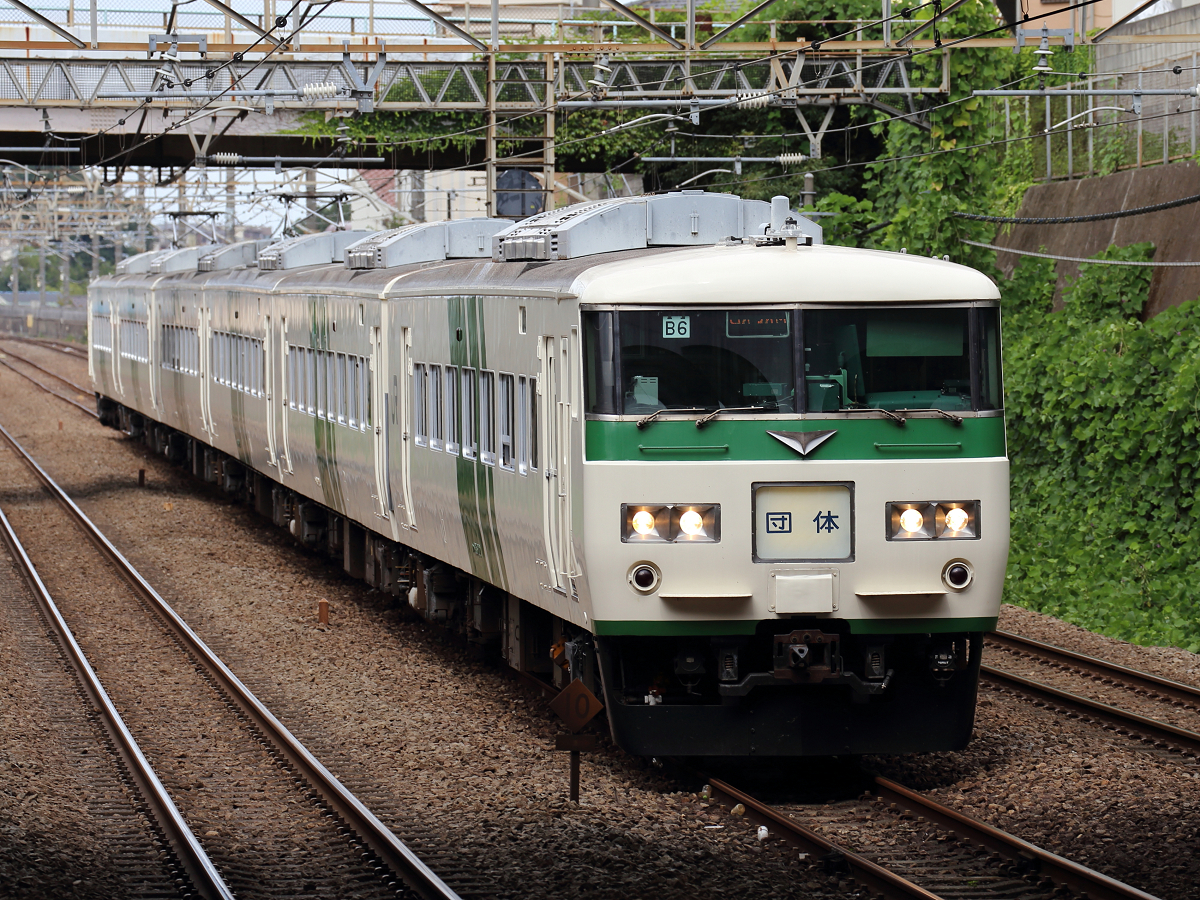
[768,430,837,457]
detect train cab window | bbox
[499,373,515,471]
[444,366,460,455]
[461,368,478,460]
[802,307,998,412]
[584,309,794,417]
[976,307,1002,411]
[414,363,428,447]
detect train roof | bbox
[89,191,999,305]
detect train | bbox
[87,190,1009,757]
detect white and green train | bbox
[88,191,1008,757]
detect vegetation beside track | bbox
[999,245,1200,653]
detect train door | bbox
[392,323,416,529]
[540,334,575,593]
[370,321,392,522]
[199,304,215,437]
[279,315,292,473]
[149,299,160,413]
[113,300,124,398]
[264,310,278,468]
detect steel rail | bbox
[872,776,1162,900]
[0,356,98,417]
[0,505,234,900]
[0,343,92,394]
[5,335,87,356]
[981,665,1200,754]
[0,420,463,900]
[705,776,943,900]
[988,630,1200,707]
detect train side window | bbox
[306,348,316,415]
[529,376,538,471]
[444,366,459,455]
[461,367,477,460]
[332,353,343,424]
[296,346,304,410]
[326,350,337,421]
[414,363,428,447]
[499,373,515,471]
[362,356,371,429]
[356,357,367,429]
[479,370,496,466]
[429,364,443,451]
[347,355,358,428]
[286,344,295,409]
[517,376,529,475]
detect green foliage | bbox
[810,191,875,247]
[1000,244,1200,651]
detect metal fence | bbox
[0,0,920,48]
[0,306,87,342]
[1008,50,1200,182]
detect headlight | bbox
[622,504,720,543]
[632,510,657,535]
[886,501,979,541]
[899,508,925,533]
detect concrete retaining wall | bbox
[992,160,1200,319]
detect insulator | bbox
[209,152,241,166]
[737,91,771,109]
[302,82,340,100]
[777,152,806,165]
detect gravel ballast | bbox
[2,342,1197,899]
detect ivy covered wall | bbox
[1000,244,1200,652]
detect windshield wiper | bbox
[636,407,706,429]
[695,406,775,429]
[843,407,906,426]
[898,408,964,425]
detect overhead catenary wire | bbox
[954,190,1200,224]
[962,239,1200,266]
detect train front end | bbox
[577,243,1008,757]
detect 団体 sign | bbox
[755,483,853,561]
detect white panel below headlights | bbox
[770,572,836,614]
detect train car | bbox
[88,191,1008,757]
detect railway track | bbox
[2,334,86,357]
[0,419,462,900]
[702,773,1160,900]
[0,532,193,897]
[981,631,1200,756]
[1,337,1189,899]
[0,341,97,418]
[0,503,233,899]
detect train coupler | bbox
[717,629,893,699]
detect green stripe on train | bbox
[592,617,998,636]
[585,416,1006,462]
[449,296,508,591]
[309,297,345,513]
